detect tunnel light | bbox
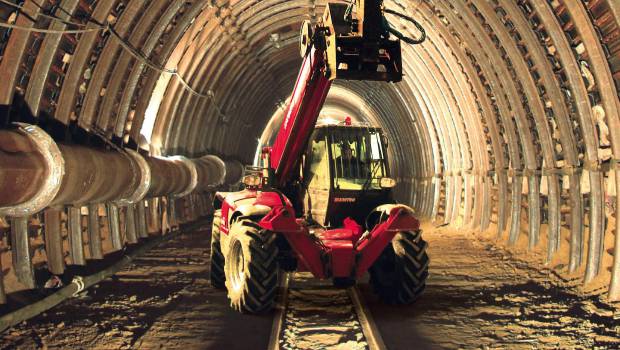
[380,177,397,189]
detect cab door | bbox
[302,130,331,225]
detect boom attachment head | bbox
[300,0,424,83]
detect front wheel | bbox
[209,210,226,289]
[369,230,429,304]
[225,220,278,313]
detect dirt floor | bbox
[0,226,273,350]
[361,225,620,349]
[0,223,618,349]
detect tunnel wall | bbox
[0,0,620,301]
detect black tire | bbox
[225,220,278,313]
[210,210,226,289]
[369,230,429,304]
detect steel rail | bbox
[267,272,290,350]
[348,286,387,350]
[269,272,386,350]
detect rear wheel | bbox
[225,220,278,313]
[209,210,226,289]
[369,230,429,304]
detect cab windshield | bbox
[329,128,387,190]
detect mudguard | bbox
[355,206,420,277]
[231,204,271,223]
[365,203,416,230]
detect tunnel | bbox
[0,0,619,348]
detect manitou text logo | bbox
[334,197,356,203]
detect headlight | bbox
[380,177,397,189]
[243,175,261,187]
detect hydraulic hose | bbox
[384,8,426,45]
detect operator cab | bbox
[302,122,395,227]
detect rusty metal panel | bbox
[106,203,122,251]
[43,207,65,275]
[129,2,208,143]
[67,206,85,265]
[136,201,148,239]
[123,204,138,244]
[54,0,116,124]
[0,1,38,105]
[87,204,103,259]
[96,0,169,133]
[10,217,35,289]
[78,1,145,131]
[24,0,80,117]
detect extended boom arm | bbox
[268,0,423,187]
[270,47,332,187]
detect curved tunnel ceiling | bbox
[1,0,620,298]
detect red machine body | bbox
[217,188,419,279]
[215,0,423,284]
[270,47,332,188]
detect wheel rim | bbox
[230,241,245,291]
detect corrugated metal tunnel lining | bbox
[0,0,619,310]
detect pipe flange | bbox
[116,149,151,205]
[171,156,198,198]
[0,124,65,217]
[205,155,227,187]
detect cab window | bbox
[330,129,387,190]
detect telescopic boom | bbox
[268,0,411,187]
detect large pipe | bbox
[146,156,195,198]
[51,146,141,206]
[194,155,226,191]
[0,125,64,217]
[0,125,235,215]
[223,159,245,186]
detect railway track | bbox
[269,272,385,350]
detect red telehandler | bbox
[210,0,428,313]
